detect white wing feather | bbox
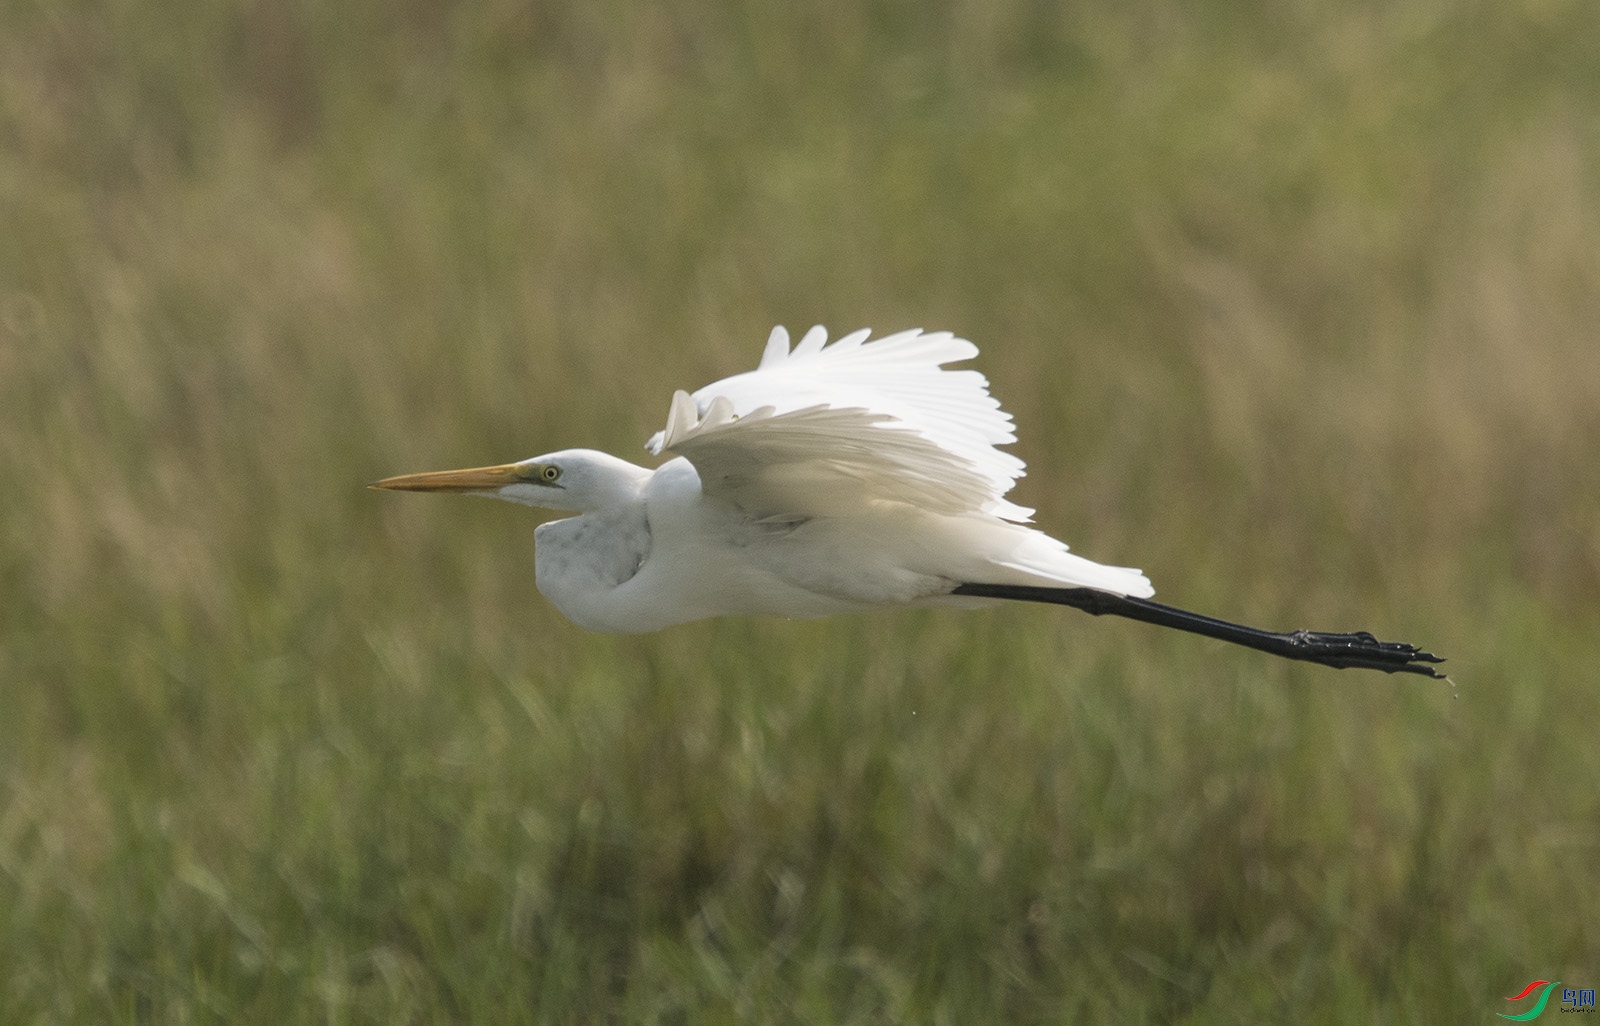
[647,326,1033,522]
[645,326,1154,598]
[656,392,1000,522]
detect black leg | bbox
[951,583,1446,678]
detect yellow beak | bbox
[368,464,523,492]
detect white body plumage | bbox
[377,327,1153,633]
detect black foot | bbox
[1283,630,1447,677]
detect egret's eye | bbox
[540,465,561,483]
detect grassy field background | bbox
[3,0,1598,1021]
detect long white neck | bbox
[533,500,653,632]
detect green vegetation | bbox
[3,0,1597,1021]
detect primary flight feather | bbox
[374,326,1444,676]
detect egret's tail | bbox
[950,583,1447,677]
[957,521,1155,598]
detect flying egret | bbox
[373,326,1443,676]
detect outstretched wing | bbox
[646,326,1033,523]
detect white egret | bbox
[373,326,1443,676]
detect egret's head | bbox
[370,448,649,513]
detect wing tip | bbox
[756,324,985,368]
[794,324,831,357]
[759,325,791,368]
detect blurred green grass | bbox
[3,0,1598,1021]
